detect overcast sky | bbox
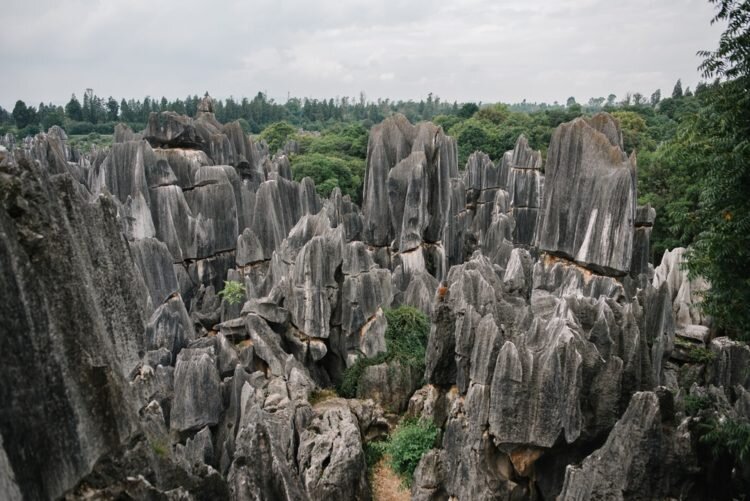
[1,0,725,109]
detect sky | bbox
[0,0,726,109]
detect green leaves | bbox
[337,306,429,398]
[700,417,750,462]
[291,152,364,201]
[259,121,297,153]
[669,0,750,339]
[218,280,246,305]
[386,419,439,486]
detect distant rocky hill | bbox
[1,98,747,500]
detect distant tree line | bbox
[0,82,690,140]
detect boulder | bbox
[297,400,370,500]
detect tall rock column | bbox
[536,113,636,275]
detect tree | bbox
[106,97,119,122]
[41,106,65,130]
[65,94,83,121]
[12,100,33,129]
[458,102,479,118]
[607,94,617,107]
[672,79,684,98]
[259,121,297,153]
[566,96,577,107]
[686,0,750,339]
[650,89,662,107]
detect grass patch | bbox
[337,306,429,398]
[151,441,169,457]
[309,388,338,406]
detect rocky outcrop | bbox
[0,150,148,499]
[3,109,739,500]
[536,113,636,275]
[559,391,694,500]
[297,399,371,500]
[361,114,459,290]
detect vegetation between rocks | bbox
[338,306,429,398]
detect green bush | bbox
[218,280,246,305]
[700,417,750,461]
[688,346,716,364]
[684,394,712,416]
[337,306,429,398]
[291,152,364,201]
[364,440,388,470]
[338,352,388,398]
[387,419,439,486]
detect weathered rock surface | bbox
[536,113,636,275]
[2,110,738,501]
[0,151,147,499]
[559,391,694,500]
[297,399,371,500]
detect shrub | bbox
[688,345,716,364]
[364,440,388,470]
[684,394,711,416]
[387,419,439,486]
[338,352,388,398]
[218,280,246,305]
[700,417,750,461]
[337,306,429,398]
[383,306,430,371]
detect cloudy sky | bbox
[1,0,724,109]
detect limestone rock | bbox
[362,114,458,252]
[0,155,148,499]
[297,400,370,500]
[536,113,636,275]
[145,295,196,363]
[171,348,222,432]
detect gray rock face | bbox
[153,148,212,189]
[90,140,157,240]
[227,404,308,501]
[505,136,544,246]
[559,391,693,501]
[0,153,147,500]
[171,348,222,432]
[145,296,196,364]
[357,361,422,413]
[131,237,180,309]
[362,114,458,252]
[653,247,709,328]
[536,113,636,275]
[297,400,370,500]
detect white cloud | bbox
[0,0,725,108]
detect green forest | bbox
[1,1,748,340]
